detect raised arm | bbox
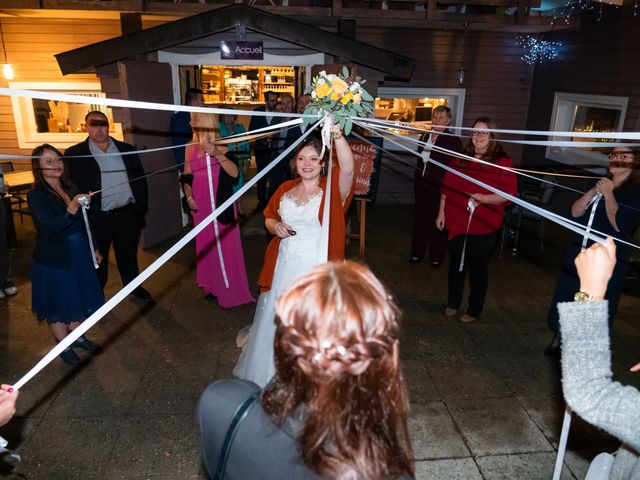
[332,127,354,204]
[559,238,640,451]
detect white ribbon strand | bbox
[9,119,322,393]
[205,153,229,289]
[78,196,98,269]
[459,197,478,272]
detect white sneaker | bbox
[3,285,17,296]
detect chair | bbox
[511,174,559,255]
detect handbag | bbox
[214,390,261,480]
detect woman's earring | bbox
[321,165,326,175]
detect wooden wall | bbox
[523,5,640,168]
[358,27,534,163]
[355,27,533,202]
[0,18,123,164]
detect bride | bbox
[234,125,354,387]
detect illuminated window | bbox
[547,92,628,172]
[9,82,123,150]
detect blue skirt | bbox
[31,231,104,324]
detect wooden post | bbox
[346,198,369,259]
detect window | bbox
[546,92,628,172]
[374,88,466,151]
[9,82,123,150]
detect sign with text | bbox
[348,136,383,202]
[219,41,264,60]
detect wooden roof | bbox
[55,4,415,80]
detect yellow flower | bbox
[314,83,332,98]
[331,91,340,101]
[331,78,349,96]
[340,91,353,105]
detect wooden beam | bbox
[42,0,138,10]
[120,12,142,35]
[55,4,415,79]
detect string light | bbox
[0,21,13,80]
[516,35,562,65]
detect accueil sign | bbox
[220,41,264,60]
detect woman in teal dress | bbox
[219,113,251,216]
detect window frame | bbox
[546,92,628,173]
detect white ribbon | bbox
[582,192,603,251]
[8,119,322,393]
[205,153,229,289]
[316,115,335,263]
[78,195,98,269]
[356,119,640,251]
[458,197,478,272]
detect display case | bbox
[199,66,298,106]
[261,66,295,98]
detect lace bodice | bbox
[275,191,323,273]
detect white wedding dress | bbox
[233,190,323,387]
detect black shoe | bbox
[544,332,561,356]
[73,335,101,354]
[409,257,421,265]
[130,287,151,300]
[59,347,81,366]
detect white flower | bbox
[349,82,360,92]
[311,91,317,98]
[318,78,325,85]
[319,70,327,77]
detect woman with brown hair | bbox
[234,127,354,387]
[544,145,640,355]
[27,144,103,365]
[198,261,414,480]
[436,117,517,323]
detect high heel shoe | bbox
[544,332,561,356]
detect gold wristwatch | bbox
[573,290,600,302]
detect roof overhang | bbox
[55,4,414,80]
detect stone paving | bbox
[0,202,638,479]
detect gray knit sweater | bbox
[558,300,640,479]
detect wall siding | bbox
[0,18,123,165]
[523,5,640,168]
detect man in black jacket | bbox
[248,91,279,211]
[65,111,150,299]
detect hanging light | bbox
[0,21,12,80]
[457,66,465,86]
[458,23,469,87]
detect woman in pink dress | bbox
[182,112,254,308]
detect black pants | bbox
[255,153,271,208]
[411,175,447,263]
[0,201,8,287]
[92,205,143,290]
[447,232,498,318]
[546,240,629,333]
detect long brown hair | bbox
[463,116,507,163]
[31,144,75,201]
[262,261,414,480]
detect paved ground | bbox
[0,198,638,479]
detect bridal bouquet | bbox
[303,67,374,135]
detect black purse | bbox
[213,390,261,480]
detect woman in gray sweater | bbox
[559,237,640,479]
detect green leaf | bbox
[342,66,349,77]
[361,90,374,102]
[345,116,353,136]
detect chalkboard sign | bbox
[348,136,383,203]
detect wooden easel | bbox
[346,197,369,259]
